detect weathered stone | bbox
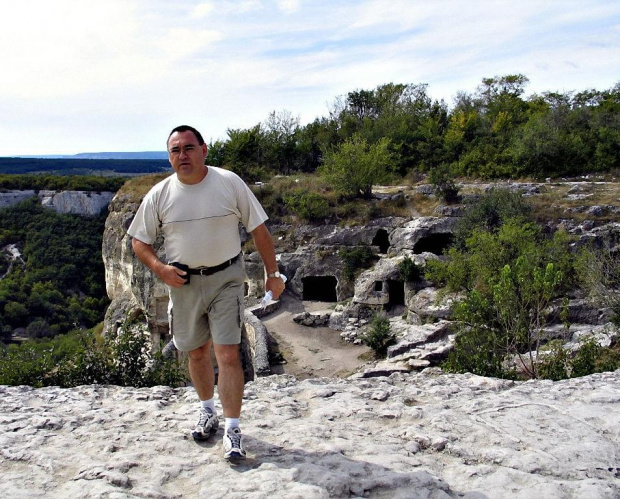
[407,287,461,321]
[39,190,115,216]
[292,311,331,327]
[387,320,453,358]
[0,370,603,498]
[353,255,404,306]
[389,216,458,254]
[0,190,36,208]
[355,360,412,378]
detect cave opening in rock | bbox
[413,233,454,255]
[302,275,338,302]
[387,279,405,307]
[372,229,390,253]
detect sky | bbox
[1,0,619,156]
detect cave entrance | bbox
[413,234,454,255]
[387,279,405,307]
[372,229,390,254]
[302,276,338,302]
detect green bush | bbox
[360,313,395,357]
[283,189,330,221]
[454,187,531,249]
[537,343,570,381]
[340,246,377,281]
[435,220,577,379]
[577,244,620,327]
[319,134,393,199]
[442,322,514,379]
[428,164,459,203]
[538,335,620,380]
[0,320,186,388]
[398,256,422,282]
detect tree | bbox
[318,134,393,198]
[427,220,576,379]
[261,110,301,175]
[222,125,266,181]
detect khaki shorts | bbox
[168,257,245,352]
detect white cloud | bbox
[1,0,619,154]
[192,2,215,18]
[277,0,301,14]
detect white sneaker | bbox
[191,408,219,441]
[223,427,246,461]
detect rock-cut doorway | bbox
[302,276,338,302]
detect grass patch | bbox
[117,173,171,202]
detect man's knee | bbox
[214,344,241,368]
[188,342,211,362]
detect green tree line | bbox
[0,173,126,191]
[208,75,620,183]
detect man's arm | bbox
[131,238,187,288]
[250,223,285,299]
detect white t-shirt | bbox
[128,166,268,268]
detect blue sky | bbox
[1,0,619,155]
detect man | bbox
[128,125,285,461]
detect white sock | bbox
[225,418,240,432]
[200,399,216,414]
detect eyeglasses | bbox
[168,145,199,156]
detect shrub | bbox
[428,164,459,204]
[436,220,577,379]
[26,319,53,339]
[360,313,394,357]
[577,243,620,327]
[0,320,186,388]
[454,187,531,249]
[398,256,422,282]
[538,335,620,380]
[340,246,377,281]
[283,189,330,221]
[537,343,570,381]
[319,134,393,198]
[442,323,513,379]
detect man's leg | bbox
[188,341,215,401]
[188,340,220,440]
[214,343,246,460]
[213,343,244,417]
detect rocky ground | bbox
[1,367,619,498]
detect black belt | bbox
[187,254,240,276]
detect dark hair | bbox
[167,125,205,147]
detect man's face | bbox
[167,130,208,184]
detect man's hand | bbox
[159,264,189,288]
[266,275,286,300]
[132,238,188,288]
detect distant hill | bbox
[18,151,168,160]
[0,157,170,176]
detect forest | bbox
[0,198,109,340]
[206,74,620,183]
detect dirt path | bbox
[260,293,371,379]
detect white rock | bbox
[0,371,619,498]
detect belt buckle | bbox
[199,268,208,276]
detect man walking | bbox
[128,125,285,461]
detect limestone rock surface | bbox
[1,370,618,498]
[0,189,114,216]
[39,190,115,216]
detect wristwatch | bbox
[267,271,281,279]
